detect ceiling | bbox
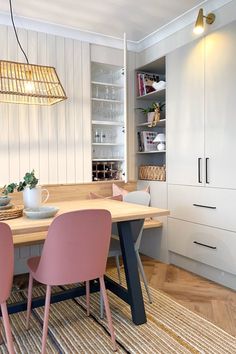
[1,0,205,42]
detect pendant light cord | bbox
[9,0,29,64]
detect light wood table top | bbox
[4,199,169,241]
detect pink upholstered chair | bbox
[0,222,15,354]
[26,209,117,353]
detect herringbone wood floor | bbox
[14,256,236,337]
[107,256,236,337]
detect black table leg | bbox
[117,220,147,325]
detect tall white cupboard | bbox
[167,21,236,289]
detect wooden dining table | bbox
[4,199,169,325]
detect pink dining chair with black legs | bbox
[26,209,117,354]
[0,222,15,354]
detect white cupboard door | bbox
[167,39,205,186]
[205,21,236,189]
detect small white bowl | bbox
[24,206,59,219]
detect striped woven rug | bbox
[1,270,236,353]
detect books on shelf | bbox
[137,131,158,152]
[137,72,160,97]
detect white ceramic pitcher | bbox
[23,186,49,209]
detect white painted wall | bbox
[0,24,90,186]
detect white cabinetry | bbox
[167,39,204,186]
[205,21,236,189]
[167,21,236,288]
[168,21,236,189]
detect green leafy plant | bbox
[137,101,165,115]
[1,170,39,196]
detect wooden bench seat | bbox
[13,219,163,246]
[143,219,163,229]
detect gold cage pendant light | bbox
[0,60,67,105]
[0,0,67,106]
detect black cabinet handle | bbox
[206,158,209,184]
[193,241,217,250]
[198,158,202,183]
[193,203,216,209]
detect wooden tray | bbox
[0,205,24,221]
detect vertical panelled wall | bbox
[0,24,91,186]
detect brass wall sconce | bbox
[193,8,215,35]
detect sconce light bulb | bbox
[193,25,204,35]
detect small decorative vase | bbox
[147,112,155,123]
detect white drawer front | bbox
[168,218,236,275]
[168,184,236,232]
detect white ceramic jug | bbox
[23,186,49,209]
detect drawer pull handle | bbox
[206,158,210,184]
[193,203,216,209]
[193,241,217,250]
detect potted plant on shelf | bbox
[2,170,49,208]
[137,102,165,127]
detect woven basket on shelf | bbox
[0,205,24,221]
[139,165,166,181]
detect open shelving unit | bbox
[135,57,166,181]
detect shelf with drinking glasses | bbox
[92,143,124,146]
[92,100,124,124]
[91,61,125,181]
[91,81,123,88]
[92,146,124,160]
[92,125,124,161]
[91,98,123,103]
[92,120,124,126]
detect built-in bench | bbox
[11,180,162,246]
[13,220,163,247]
[143,219,163,229]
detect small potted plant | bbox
[137,102,165,127]
[2,170,49,208]
[2,170,38,195]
